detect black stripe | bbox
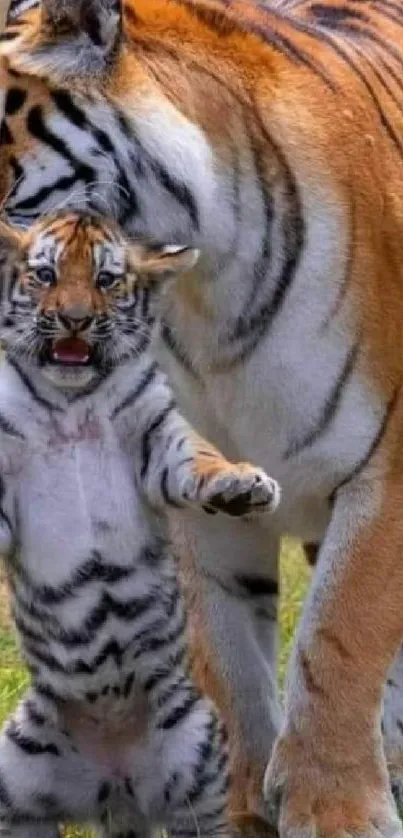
[159,691,199,730]
[332,386,401,497]
[372,1,403,30]
[0,474,13,535]
[24,636,130,676]
[26,106,95,182]
[24,700,46,727]
[14,614,44,646]
[0,31,20,41]
[302,25,403,155]
[38,589,159,648]
[284,341,359,459]
[125,778,135,798]
[132,609,183,656]
[8,358,63,413]
[160,323,198,378]
[151,676,188,711]
[150,160,199,231]
[187,716,219,803]
[97,782,111,804]
[122,672,136,698]
[49,89,138,223]
[160,466,182,508]
[235,574,279,597]
[29,552,135,605]
[140,400,176,479]
[0,119,14,146]
[34,683,58,703]
[5,88,27,116]
[223,108,304,363]
[12,173,84,215]
[0,771,12,808]
[321,193,355,330]
[174,0,337,91]
[336,26,403,124]
[0,120,13,146]
[144,666,172,694]
[234,128,274,328]
[110,362,158,419]
[134,611,187,659]
[0,411,25,440]
[6,721,60,756]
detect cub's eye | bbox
[35,267,56,286]
[97,271,119,291]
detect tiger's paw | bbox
[264,729,403,838]
[196,465,280,517]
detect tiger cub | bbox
[0,210,280,838]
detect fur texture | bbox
[0,210,279,838]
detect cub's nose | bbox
[58,303,93,333]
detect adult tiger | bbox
[1,0,403,837]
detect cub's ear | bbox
[1,0,122,80]
[129,244,200,279]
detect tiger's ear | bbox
[1,0,122,80]
[129,244,200,279]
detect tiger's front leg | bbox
[172,508,282,837]
[305,545,403,808]
[264,469,403,838]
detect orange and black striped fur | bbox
[0,207,281,838]
[2,1,403,837]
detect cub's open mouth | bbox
[50,337,91,366]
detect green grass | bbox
[0,538,310,836]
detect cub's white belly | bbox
[17,437,142,588]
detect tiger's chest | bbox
[157,303,383,543]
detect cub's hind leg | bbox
[0,687,103,838]
[95,809,151,838]
[155,691,230,838]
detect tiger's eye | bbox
[36,266,56,286]
[97,271,119,290]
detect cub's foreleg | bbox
[140,412,280,518]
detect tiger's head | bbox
[0,210,199,391]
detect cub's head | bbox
[0,210,198,390]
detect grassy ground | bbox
[0,538,310,836]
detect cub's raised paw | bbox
[201,465,280,517]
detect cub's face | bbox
[0,211,198,391]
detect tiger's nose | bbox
[58,304,94,333]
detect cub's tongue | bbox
[52,337,90,365]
